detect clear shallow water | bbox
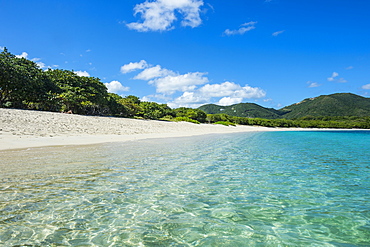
[0,131,369,246]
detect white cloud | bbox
[168,81,266,108]
[327,72,339,81]
[36,62,47,69]
[127,0,204,32]
[15,52,28,59]
[199,81,266,99]
[199,81,240,97]
[307,81,320,88]
[361,84,370,90]
[126,61,209,95]
[224,21,257,36]
[14,54,56,70]
[104,80,130,93]
[346,66,354,70]
[169,91,208,108]
[150,72,209,94]
[30,58,47,69]
[120,60,148,74]
[0,46,4,51]
[74,71,90,77]
[141,96,151,102]
[124,62,266,107]
[272,30,285,36]
[218,97,243,106]
[327,72,347,83]
[134,65,175,80]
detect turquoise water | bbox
[0,131,369,246]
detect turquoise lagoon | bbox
[0,131,369,246]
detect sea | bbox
[0,130,369,246]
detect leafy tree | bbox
[0,48,55,108]
[139,101,173,120]
[206,113,232,123]
[44,69,109,114]
[117,95,142,117]
[106,93,127,116]
[174,107,207,123]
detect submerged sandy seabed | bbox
[0,108,283,151]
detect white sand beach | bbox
[0,108,278,150]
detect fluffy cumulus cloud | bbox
[30,58,46,69]
[104,80,130,94]
[121,60,266,107]
[218,97,243,106]
[15,52,28,59]
[199,81,266,99]
[224,21,257,36]
[134,65,175,80]
[120,60,148,74]
[36,61,47,69]
[362,84,370,90]
[169,91,208,108]
[127,0,204,32]
[170,81,266,108]
[121,60,209,95]
[74,71,90,77]
[0,46,4,51]
[150,72,209,94]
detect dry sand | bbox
[0,108,278,150]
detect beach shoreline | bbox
[1,108,281,151]
[3,108,362,151]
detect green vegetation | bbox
[173,117,200,124]
[199,103,283,119]
[214,121,236,126]
[199,93,370,129]
[0,48,206,123]
[1,47,369,129]
[205,114,370,129]
[280,93,370,119]
[200,93,370,120]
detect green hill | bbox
[198,93,370,119]
[280,93,370,119]
[198,103,283,119]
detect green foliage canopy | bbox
[0,48,55,108]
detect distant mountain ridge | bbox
[198,103,283,119]
[198,93,370,119]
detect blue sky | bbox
[1,0,370,109]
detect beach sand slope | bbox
[0,109,275,150]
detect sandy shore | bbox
[0,108,279,150]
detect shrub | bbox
[214,121,236,126]
[174,117,200,124]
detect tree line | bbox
[0,48,206,122]
[206,114,370,129]
[1,47,369,129]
